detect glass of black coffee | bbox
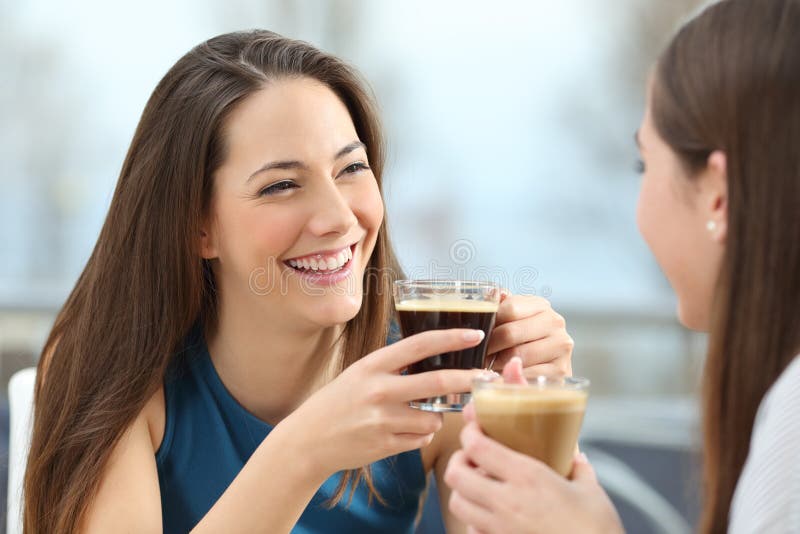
[393,280,500,412]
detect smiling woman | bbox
[23,29,574,534]
[201,78,385,329]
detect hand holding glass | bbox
[472,375,589,477]
[394,280,500,412]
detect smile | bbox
[284,244,354,274]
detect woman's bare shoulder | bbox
[40,339,166,453]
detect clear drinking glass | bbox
[473,375,590,477]
[393,280,500,412]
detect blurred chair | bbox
[7,367,35,534]
[585,445,692,534]
[582,396,700,533]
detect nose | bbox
[306,179,358,237]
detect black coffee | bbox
[396,298,498,374]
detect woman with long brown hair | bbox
[23,30,573,533]
[444,0,800,532]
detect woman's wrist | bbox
[269,413,333,486]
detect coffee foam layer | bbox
[395,298,498,313]
[474,388,587,413]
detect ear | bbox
[702,150,728,244]
[200,218,219,260]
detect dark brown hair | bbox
[24,30,402,532]
[651,0,800,531]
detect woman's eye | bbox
[259,180,298,196]
[634,159,646,174]
[341,162,370,176]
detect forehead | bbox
[222,77,359,161]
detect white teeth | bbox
[288,246,354,272]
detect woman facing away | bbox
[22,31,574,533]
[444,0,800,532]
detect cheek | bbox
[251,211,303,256]
[636,175,686,286]
[218,202,304,270]
[636,175,712,329]
[352,178,385,235]
[636,175,660,248]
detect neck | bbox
[206,288,343,425]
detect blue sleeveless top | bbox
[156,332,426,534]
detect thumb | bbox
[462,400,476,422]
[570,453,598,483]
[502,356,526,385]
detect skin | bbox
[78,77,574,533]
[443,82,729,534]
[634,86,728,331]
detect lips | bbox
[284,244,354,274]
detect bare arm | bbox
[433,413,468,534]
[81,329,488,533]
[191,423,328,533]
[80,390,329,534]
[80,392,164,533]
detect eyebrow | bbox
[634,130,642,148]
[335,141,367,160]
[246,140,367,183]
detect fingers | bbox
[445,450,498,533]
[569,452,598,484]
[372,329,485,372]
[487,309,567,356]
[499,288,511,302]
[490,334,573,376]
[449,491,495,534]
[444,450,502,505]
[460,422,526,481]
[493,294,552,326]
[462,400,476,423]
[388,368,490,403]
[384,405,444,435]
[391,432,436,452]
[460,421,546,482]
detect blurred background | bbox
[1,0,710,532]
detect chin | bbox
[676,300,711,333]
[309,293,364,327]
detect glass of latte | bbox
[472,375,590,477]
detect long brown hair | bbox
[24,30,403,533]
[651,1,800,531]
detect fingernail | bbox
[463,330,485,342]
[478,370,500,380]
[578,452,589,463]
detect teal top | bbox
[156,330,426,533]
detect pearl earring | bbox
[706,220,717,232]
